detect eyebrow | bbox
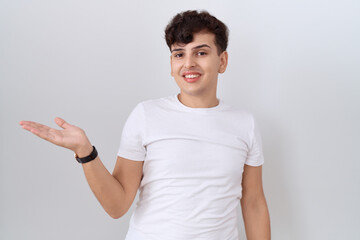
[171,44,211,53]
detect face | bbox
[170,31,228,99]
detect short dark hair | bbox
[165,10,229,55]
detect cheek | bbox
[203,60,220,75]
[170,61,178,70]
[170,67,177,78]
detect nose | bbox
[184,54,196,69]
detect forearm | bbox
[241,198,271,240]
[79,145,127,218]
[20,119,128,218]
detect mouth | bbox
[182,73,201,83]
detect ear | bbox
[170,55,174,76]
[218,51,228,74]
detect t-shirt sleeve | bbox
[117,102,146,161]
[245,115,265,166]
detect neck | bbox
[177,92,219,108]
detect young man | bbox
[20,10,270,240]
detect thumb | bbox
[54,117,71,129]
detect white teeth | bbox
[184,74,200,78]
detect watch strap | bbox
[75,146,98,164]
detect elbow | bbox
[241,194,268,210]
[104,194,133,219]
[108,213,123,219]
[109,211,124,219]
[110,213,122,219]
[108,207,129,219]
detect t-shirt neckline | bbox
[173,93,224,112]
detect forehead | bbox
[171,31,216,49]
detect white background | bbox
[1,0,359,239]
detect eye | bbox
[197,51,207,56]
[173,53,183,58]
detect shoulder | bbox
[137,95,176,112]
[222,103,256,126]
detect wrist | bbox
[75,145,98,164]
[75,142,93,158]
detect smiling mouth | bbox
[183,74,201,79]
[183,74,201,83]
[183,73,201,83]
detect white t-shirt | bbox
[117,94,264,240]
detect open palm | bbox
[19,117,90,153]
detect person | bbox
[19,10,270,240]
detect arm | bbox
[19,118,143,219]
[80,151,143,219]
[240,164,271,240]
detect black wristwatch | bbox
[74,146,98,164]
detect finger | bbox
[54,117,71,129]
[21,122,59,142]
[20,121,51,132]
[19,120,37,126]
[20,121,50,133]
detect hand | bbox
[19,117,93,156]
